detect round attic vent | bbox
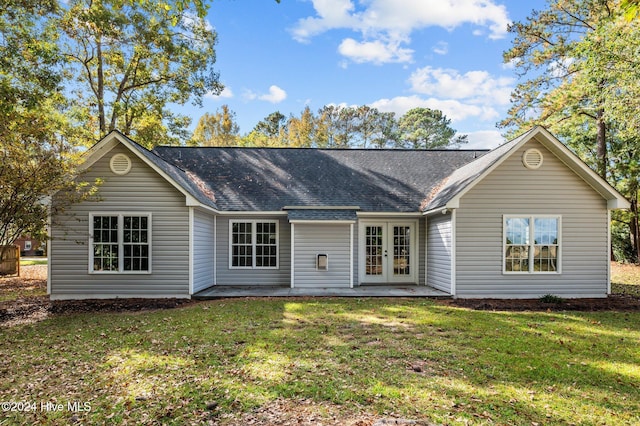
[522,148,543,170]
[110,153,132,175]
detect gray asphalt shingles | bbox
[152,147,487,212]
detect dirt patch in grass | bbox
[442,294,640,312]
[0,265,196,327]
[216,398,433,426]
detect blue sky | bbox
[180,0,547,149]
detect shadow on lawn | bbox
[2,299,639,425]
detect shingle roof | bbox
[152,147,487,212]
[287,209,358,222]
[421,129,533,212]
[114,132,218,209]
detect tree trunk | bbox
[596,108,607,178]
[97,38,106,136]
[631,186,640,264]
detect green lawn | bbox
[1,298,639,425]
[19,259,48,266]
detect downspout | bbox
[350,223,354,288]
[188,207,194,296]
[424,215,428,286]
[290,223,295,288]
[213,215,217,286]
[451,209,457,298]
[607,209,611,295]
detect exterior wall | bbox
[192,209,215,293]
[455,139,609,298]
[49,144,191,299]
[426,213,453,293]
[215,215,291,285]
[293,223,352,288]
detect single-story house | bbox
[48,126,629,300]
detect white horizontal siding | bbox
[294,223,351,288]
[427,213,452,293]
[455,139,609,298]
[193,209,215,293]
[50,144,190,299]
[216,216,290,285]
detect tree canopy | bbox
[501,0,640,262]
[0,0,97,253]
[58,0,223,148]
[190,105,465,150]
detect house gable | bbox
[82,131,218,211]
[423,127,629,214]
[453,137,614,298]
[49,142,193,299]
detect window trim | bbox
[229,219,279,270]
[503,215,561,275]
[89,212,152,274]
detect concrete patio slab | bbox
[194,285,450,299]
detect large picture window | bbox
[90,213,151,273]
[230,220,278,268]
[504,215,560,273]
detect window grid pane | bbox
[393,226,411,276]
[232,222,253,267]
[255,222,277,267]
[92,214,150,272]
[365,226,383,276]
[92,216,119,271]
[505,217,559,273]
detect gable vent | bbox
[522,148,543,170]
[110,153,132,175]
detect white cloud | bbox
[257,85,288,103]
[370,95,498,122]
[242,86,287,103]
[462,130,506,150]
[409,66,513,106]
[291,0,511,63]
[338,38,413,64]
[432,41,448,55]
[205,86,233,100]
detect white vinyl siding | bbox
[455,139,609,298]
[49,144,190,299]
[293,223,352,288]
[427,213,453,293]
[193,209,215,293]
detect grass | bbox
[611,261,640,297]
[19,259,48,266]
[1,298,639,425]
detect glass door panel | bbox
[365,225,384,277]
[393,225,411,277]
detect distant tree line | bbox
[190,105,468,149]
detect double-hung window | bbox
[90,213,151,273]
[230,220,278,268]
[504,215,560,273]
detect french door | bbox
[361,221,417,284]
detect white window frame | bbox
[24,241,32,251]
[503,215,561,274]
[89,212,152,274]
[229,220,279,270]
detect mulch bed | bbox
[441,294,640,311]
[2,265,640,327]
